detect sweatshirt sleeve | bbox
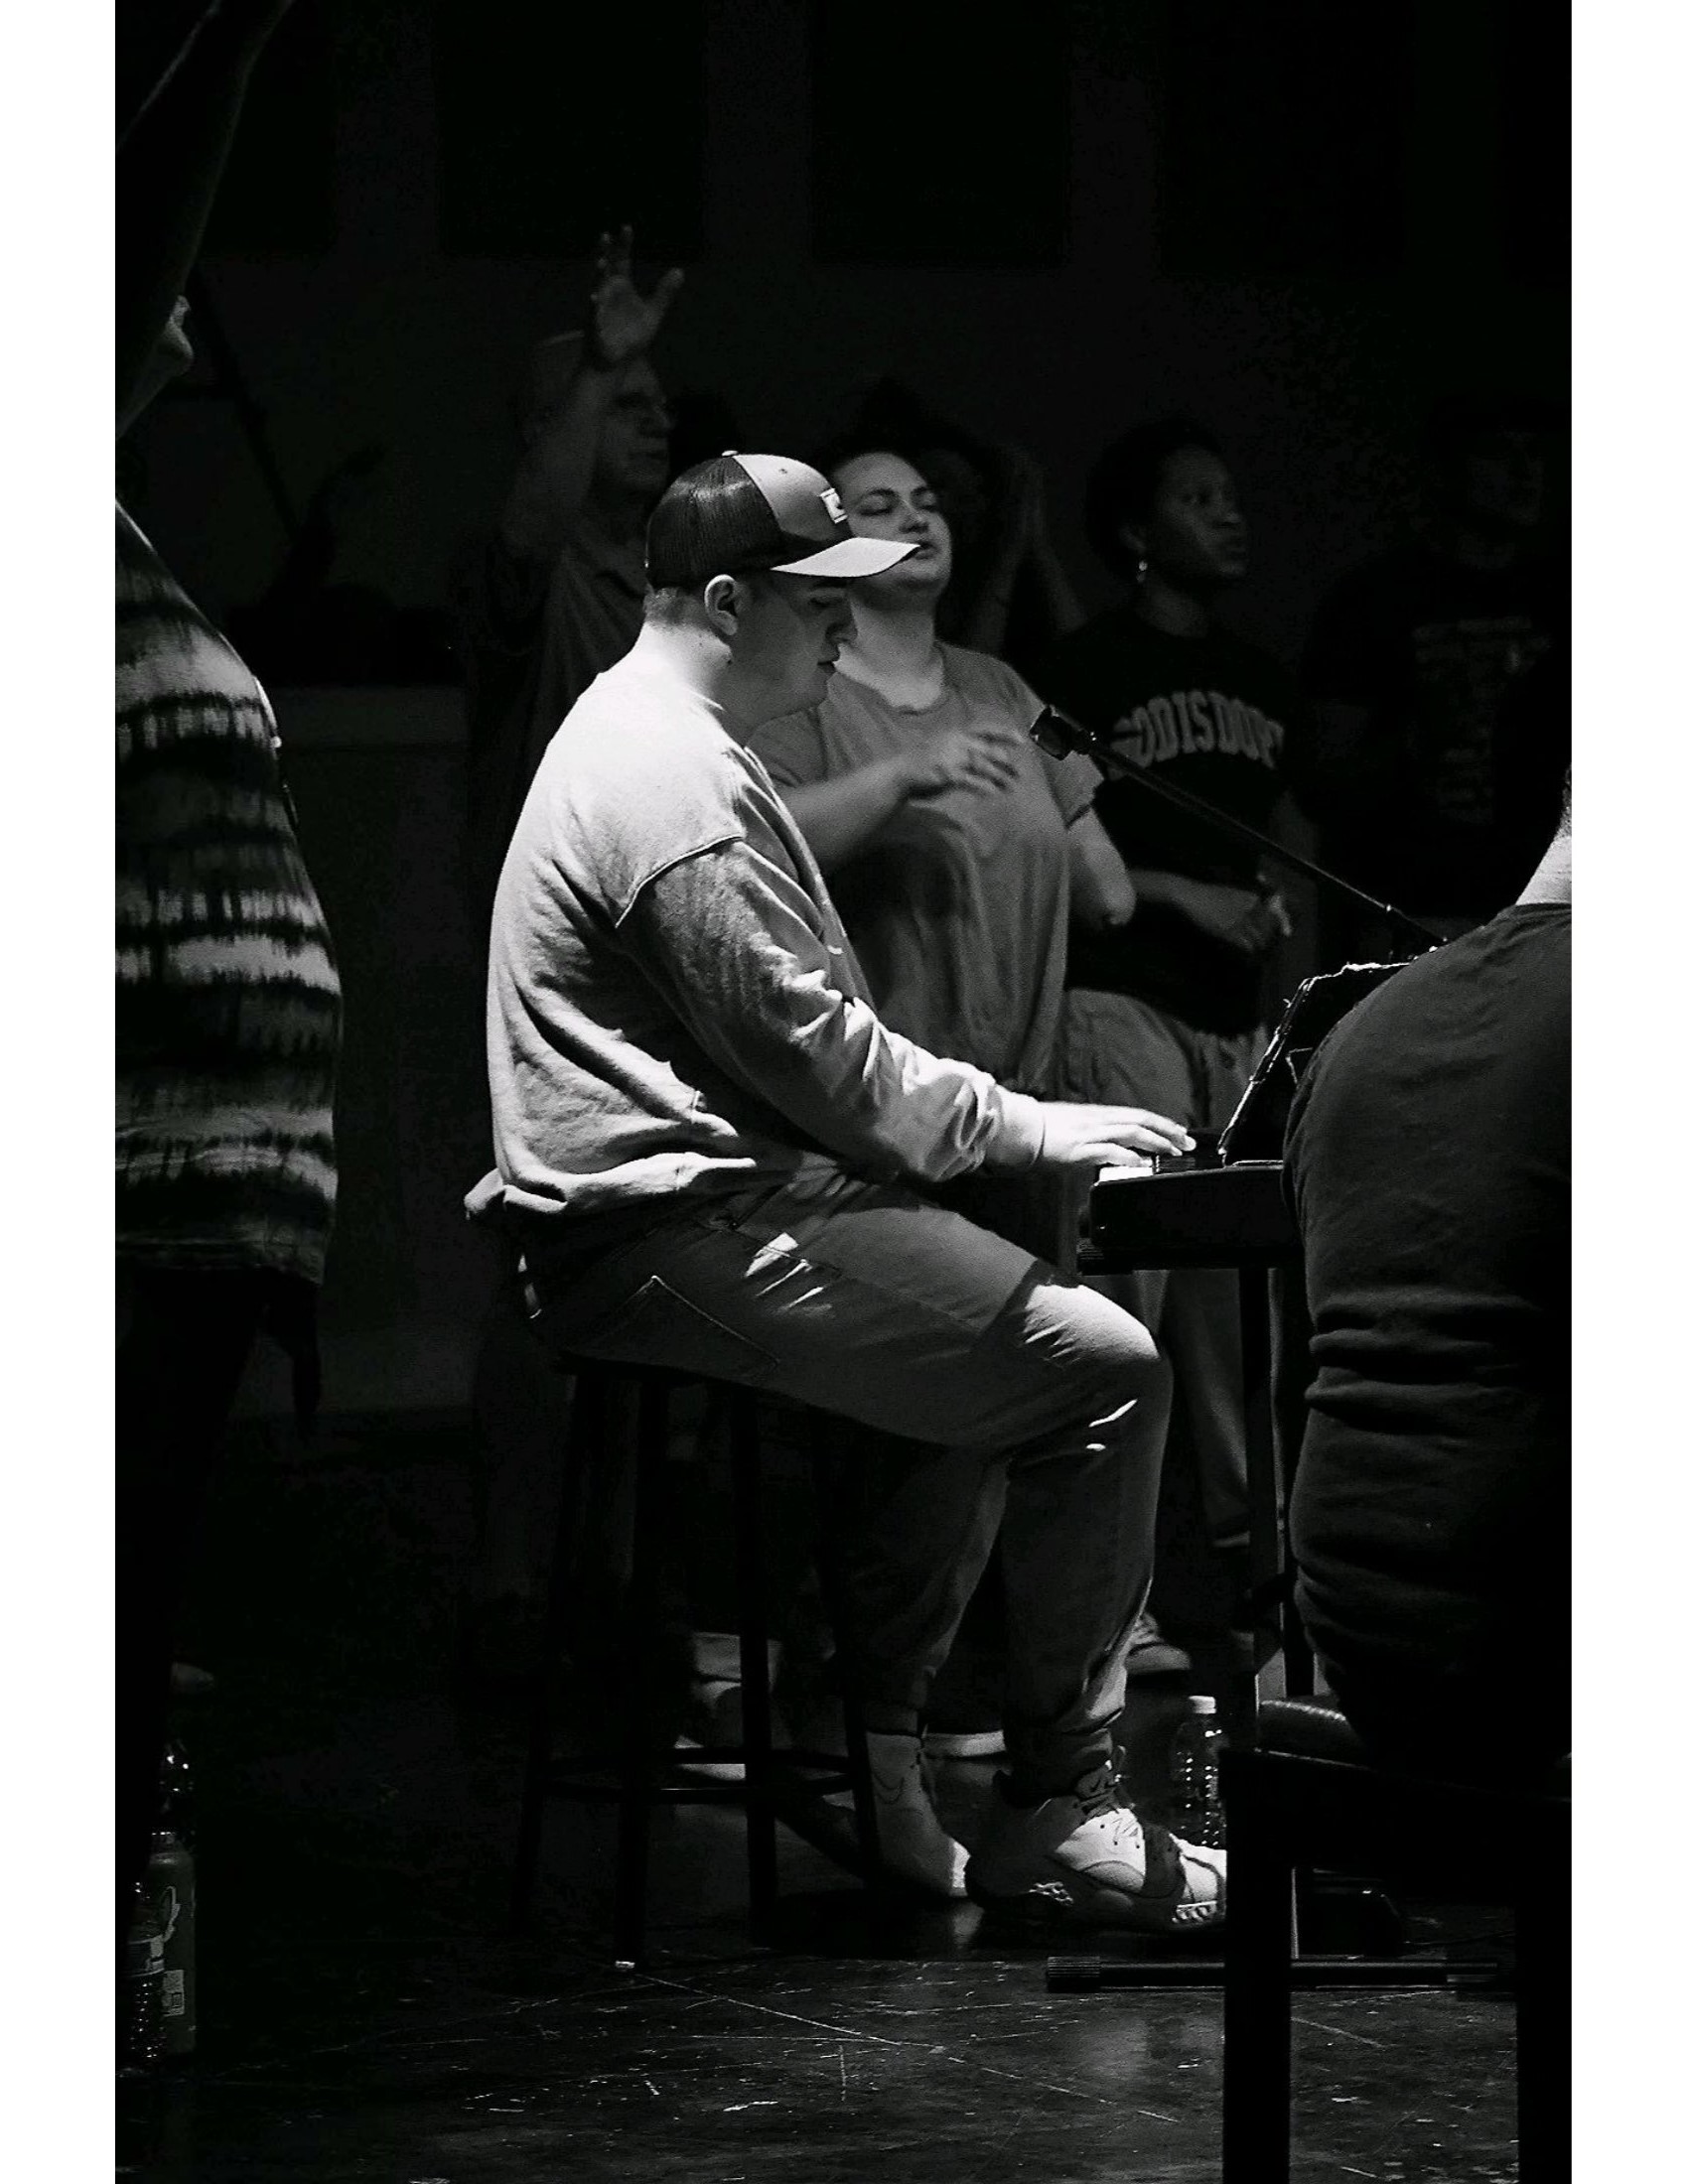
[620,839,1046,1184]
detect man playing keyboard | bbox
[469,452,1227,1929]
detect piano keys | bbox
[1082,960,1411,1275]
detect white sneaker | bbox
[966,1764,1225,1931]
[864,1731,970,1900]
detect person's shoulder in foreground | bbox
[1326,881,1564,1022]
[1296,822,1570,1098]
[1287,914,1569,1215]
[1283,793,1571,1377]
[1286,771,1571,1237]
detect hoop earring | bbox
[1134,555,1150,586]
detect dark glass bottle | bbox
[143,1826,197,2058]
[120,1884,166,2073]
[144,1740,198,2057]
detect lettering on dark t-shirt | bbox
[1107,687,1288,771]
[1035,610,1307,1035]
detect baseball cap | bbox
[645,452,916,589]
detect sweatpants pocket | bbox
[551,1271,777,1383]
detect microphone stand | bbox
[1031,705,1444,957]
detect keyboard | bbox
[1086,1155,1295,1271]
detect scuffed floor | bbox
[117,1412,1523,2181]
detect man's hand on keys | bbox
[1035,1104,1195,1171]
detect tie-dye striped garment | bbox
[116,504,342,1282]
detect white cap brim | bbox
[771,537,917,578]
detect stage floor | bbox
[118,1411,1524,2183]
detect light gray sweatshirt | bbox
[468,646,1047,1225]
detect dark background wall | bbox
[121,0,1567,1413]
[127,0,1566,654]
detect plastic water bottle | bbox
[1169,1694,1226,1847]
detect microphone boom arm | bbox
[1031,705,1444,954]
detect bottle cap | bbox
[1188,1694,1218,1715]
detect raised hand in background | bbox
[587,225,685,371]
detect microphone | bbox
[1027,703,1442,954]
[1030,704,1103,761]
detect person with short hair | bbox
[1283,780,1570,1783]
[469,453,1227,1929]
[1036,419,1311,1655]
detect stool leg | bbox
[511,1367,602,1928]
[1223,1764,1295,2184]
[612,1377,670,1966]
[808,1436,882,1888]
[729,1390,779,1938]
[1514,1817,1570,2184]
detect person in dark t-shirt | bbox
[1039,422,1306,1044]
[1284,789,1570,1783]
[1037,421,1310,1650]
[1300,394,1568,962]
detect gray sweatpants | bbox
[518,1168,1171,1793]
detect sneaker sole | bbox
[924,1731,1008,1761]
[965,1869,1223,1934]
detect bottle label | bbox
[162,1969,186,2018]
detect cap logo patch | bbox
[819,486,846,527]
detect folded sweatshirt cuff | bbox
[982,1086,1047,1172]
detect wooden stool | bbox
[509,1354,879,1965]
[1221,1696,1570,2184]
